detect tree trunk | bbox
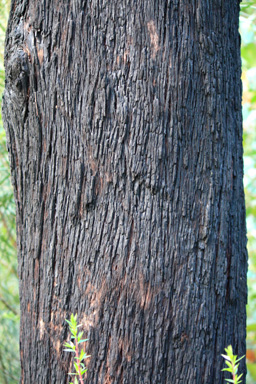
[3,0,247,383]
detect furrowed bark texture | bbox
[3,0,247,383]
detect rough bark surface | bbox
[3,0,247,383]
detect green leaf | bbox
[74,362,79,373]
[225,360,233,369]
[236,355,245,363]
[63,342,75,350]
[77,331,83,341]
[79,349,85,360]
[222,368,233,373]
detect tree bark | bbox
[3,0,247,383]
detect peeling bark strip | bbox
[3,0,247,383]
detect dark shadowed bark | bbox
[2,0,247,383]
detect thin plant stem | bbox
[75,339,84,384]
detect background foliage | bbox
[0,1,255,383]
[241,1,256,383]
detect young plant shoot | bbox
[222,345,245,384]
[64,314,90,384]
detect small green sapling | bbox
[64,313,90,384]
[222,345,245,384]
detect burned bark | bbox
[3,0,247,383]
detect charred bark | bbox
[3,0,247,383]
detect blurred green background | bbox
[241,1,256,382]
[0,1,255,382]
